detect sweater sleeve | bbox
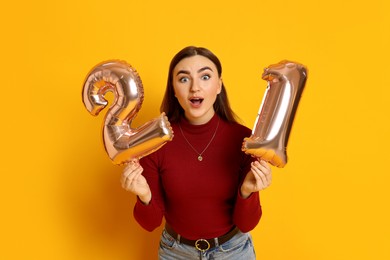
[133,153,165,231]
[233,144,262,232]
[133,197,163,231]
[232,190,262,232]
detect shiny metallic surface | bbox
[82,60,173,165]
[242,60,307,167]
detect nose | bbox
[190,79,200,92]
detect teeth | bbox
[190,98,203,103]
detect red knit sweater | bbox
[134,114,262,240]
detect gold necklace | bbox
[178,118,220,161]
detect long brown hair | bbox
[160,46,239,124]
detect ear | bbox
[217,77,222,94]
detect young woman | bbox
[121,46,272,259]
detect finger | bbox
[121,164,141,187]
[256,160,271,174]
[124,161,140,172]
[123,167,143,188]
[252,161,272,189]
[256,161,272,183]
[259,159,271,170]
[121,168,131,182]
[252,161,268,176]
[259,160,272,183]
[251,162,267,187]
[121,167,134,185]
[123,168,140,183]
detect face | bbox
[173,55,222,125]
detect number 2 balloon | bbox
[82,60,173,165]
[242,60,307,167]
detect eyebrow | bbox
[176,66,213,76]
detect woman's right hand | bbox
[121,161,152,205]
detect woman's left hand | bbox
[240,159,272,199]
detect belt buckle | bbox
[195,239,210,252]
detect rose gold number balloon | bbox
[242,60,307,167]
[82,60,173,165]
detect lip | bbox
[189,96,204,108]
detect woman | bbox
[121,46,272,259]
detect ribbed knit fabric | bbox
[134,114,262,240]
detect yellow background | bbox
[1,0,389,259]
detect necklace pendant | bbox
[198,155,203,161]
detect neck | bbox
[178,115,220,162]
[185,111,215,125]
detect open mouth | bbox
[190,97,204,105]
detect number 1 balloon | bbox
[242,60,307,167]
[82,60,173,165]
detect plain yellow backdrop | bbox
[1,0,389,259]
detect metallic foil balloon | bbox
[82,60,173,165]
[242,60,307,167]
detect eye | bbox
[179,77,189,83]
[201,74,210,80]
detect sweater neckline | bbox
[179,113,219,135]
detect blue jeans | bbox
[158,228,256,260]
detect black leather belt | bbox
[165,223,239,252]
